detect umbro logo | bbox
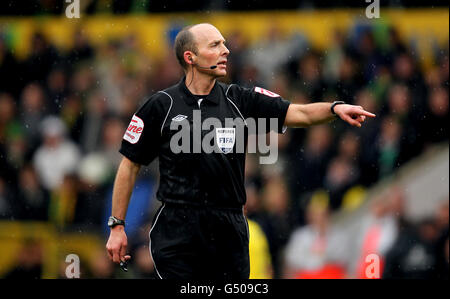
[172,115,188,122]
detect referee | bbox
[106,23,375,279]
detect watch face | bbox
[108,217,114,227]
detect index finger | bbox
[358,109,376,118]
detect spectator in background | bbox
[247,23,294,87]
[352,197,398,278]
[323,30,346,85]
[323,156,360,210]
[421,87,449,146]
[76,153,111,227]
[384,27,408,63]
[391,52,426,106]
[383,217,441,279]
[351,28,380,83]
[290,51,325,101]
[385,84,410,119]
[257,175,292,279]
[0,93,18,142]
[149,44,183,91]
[385,84,423,164]
[4,130,28,173]
[244,193,273,279]
[62,94,83,141]
[20,83,49,150]
[283,194,348,279]
[75,90,109,153]
[381,188,443,279]
[48,173,78,228]
[94,41,123,112]
[45,67,68,114]
[247,218,273,279]
[376,115,402,178]
[353,89,380,185]
[0,93,25,172]
[223,30,248,85]
[99,116,127,171]
[337,130,361,166]
[23,32,61,86]
[388,186,414,233]
[66,29,94,68]
[0,34,21,96]
[13,164,50,221]
[333,54,361,104]
[289,125,333,201]
[0,110,17,193]
[33,116,80,191]
[69,64,97,101]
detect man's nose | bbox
[222,45,230,56]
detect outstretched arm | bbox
[284,102,376,128]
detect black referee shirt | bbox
[119,77,290,209]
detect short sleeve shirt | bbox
[120,77,290,208]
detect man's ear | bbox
[184,51,195,65]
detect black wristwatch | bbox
[331,101,346,116]
[108,216,125,228]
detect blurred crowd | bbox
[0,19,448,279]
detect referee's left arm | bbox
[284,102,376,128]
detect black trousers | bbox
[149,202,250,279]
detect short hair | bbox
[174,25,198,70]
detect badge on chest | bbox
[216,128,235,154]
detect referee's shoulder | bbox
[218,81,246,99]
[145,84,179,104]
[136,87,174,116]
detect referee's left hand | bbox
[333,104,376,127]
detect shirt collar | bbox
[178,76,220,106]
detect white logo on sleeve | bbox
[124,115,144,144]
[254,87,280,98]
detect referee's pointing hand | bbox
[333,104,376,128]
[106,226,131,264]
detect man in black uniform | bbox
[106,23,375,279]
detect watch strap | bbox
[108,216,125,228]
[331,101,346,116]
